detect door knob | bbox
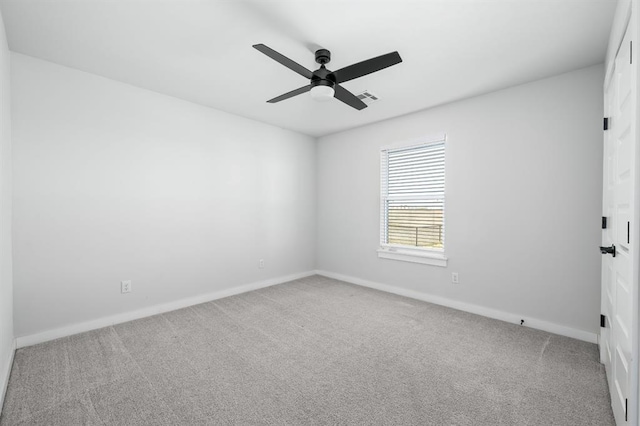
[600,244,616,257]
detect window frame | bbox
[378,133,448,267]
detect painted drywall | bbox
[0,8,12,413]
[316,64,604,336]
[11,53,316,338]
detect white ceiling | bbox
[0,0,616,137]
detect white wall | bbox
[9,51,605,344]
[317,64,604,337]
[0,8,12,413]
[11,53,316,339]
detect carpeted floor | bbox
[1,275,614,425]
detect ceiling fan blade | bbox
[253,44,314,80]
[267,85,311,103]
[333,51,402,84]
[334,84,367,110]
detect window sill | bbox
[377,247,448,267]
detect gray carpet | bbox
[0,275,614,425]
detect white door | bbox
[601,22,636,425]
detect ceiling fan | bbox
[253,44,402,110]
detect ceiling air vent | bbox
[356,90,380,105]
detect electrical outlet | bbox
[258,259,265,269]
[121,280,132,293]
[451,273,459,284]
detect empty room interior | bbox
[0,0,639,425]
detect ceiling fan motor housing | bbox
[311,65,336,89]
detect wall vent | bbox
[356,90,380,104]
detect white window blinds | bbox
[381,139,445,250]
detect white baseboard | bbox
[16,271,315,349]
[315,270,598,344]
[0,338,16,415]
[16,269,599,348]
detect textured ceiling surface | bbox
[0,0,616,137]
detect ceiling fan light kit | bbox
[253,44,402,110]
[310,84,335,101]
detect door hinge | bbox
[600,314,606,328]
[602,217,607,229]
[604,117,609,130]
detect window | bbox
[378,135,447,266]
